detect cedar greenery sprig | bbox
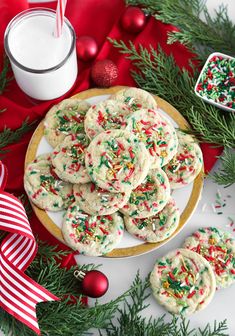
[210,148,235,187]
[0,55,13,94]
[0,118,36,158]
[125,0,235,63]
[108,39,235,148]
[99,273,228,336]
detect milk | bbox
[4,8,78,100]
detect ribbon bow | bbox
[0,161,59,334]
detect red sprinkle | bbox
[140,119,151,125]
[90,183,96,192]
[149,148,155,156]
[216,246,226,253]
[143,201,151,212]
[187,290,196,299]
[168,272,176,280]
[97,111,105,125]
[99,226,109,235]
[72,115,82,123]
[128,147,135,159]
[63,115,70,121]
[145,128,152,136]
[50,167,60,179]
[124,167,135,181]
[49,186,58,195]
[185,277,190,286]
[117,141,125,150]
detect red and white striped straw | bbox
[54,0,68,38]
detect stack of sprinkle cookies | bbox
[24,87,203,256]
[150,227,235,315]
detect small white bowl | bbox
[194,52,235,112]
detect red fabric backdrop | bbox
[0,0,222,267]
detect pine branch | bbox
[0,241,128,336]
[0,55,13,94]
[199,320,229,336]
[0,118,36,158]
[210,148,235,187]
[100,274,228,336]
[125,0,235,62]
[108,39,235,148]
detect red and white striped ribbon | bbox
[54,0,68,38]
[0,161,59,334]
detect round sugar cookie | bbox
[24,153,74,211]
[124,197,179,242]
[163,131,203,189]
[74,182,131,215]
[51,134,90,184]
[120,168,170,218]
[44,98,90,148]
[183,227,235,289]
[85,129,151,193]
[126,109,178,167]
[62,202,124,256]
[84,100,131,139]
[111,87,157,110]
[150,248,216,315]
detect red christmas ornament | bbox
[91,59,118,88]
[121,6,146,33]
[74,269,109,298]
[76,36,98,62]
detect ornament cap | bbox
[74,269,86,280]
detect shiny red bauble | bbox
[76,36,98,62]
[121,6,146,33]
[81,270,109,298]
[91,59,118,87]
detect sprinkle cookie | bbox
[44,98,90,148]
[62,202,124,256]
[163,131,203,189]
[150,248,216,315]
[74,182,131,215]
[85,129,151,193]
[51,134,90,184]
[183,227,235,289]
[111,87,157,110]
[24,153,74,211]
[124,197,179,242]
[126,109,178,167]
[84,100,131,139]
[120,168,170,218]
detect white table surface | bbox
[1,0,234,335]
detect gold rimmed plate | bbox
[25,86,204,258]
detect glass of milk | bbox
[4,8,78,100]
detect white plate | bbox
[25,86,204,257]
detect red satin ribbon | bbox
[0,161,59,334]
